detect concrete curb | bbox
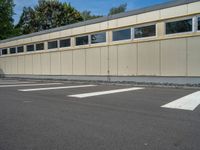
[1,75,200,89]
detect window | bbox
[166,19,193,34]
[2,49,8,55]
[76,36,89,46]
[27,45,35,52]
[112,28,131,41]
[48,41,58,49]
[10,47,16,54]
[36,43,44,51]
[91,32,106,44]
[134,25,156,38]
[17,46,24,53]
[60,39,71,48]
[198,17,200,31]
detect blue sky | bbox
[14,0,170,24]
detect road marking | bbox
[0,83,62,88]
[161,91,200,111]
[0,82,33,85]
[19,85,96,92]
[68,87,144,98]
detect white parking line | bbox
[161,91,200,111]
[0,83,62,88]
[18,85,96,92]
[68,87,144,98]
[0,82,33,85]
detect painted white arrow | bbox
[161,91,200,111]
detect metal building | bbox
[0,0,200,83]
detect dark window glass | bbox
[60,39,71,48]
[166,19,192,34]
[113,29,131,41]
[134,25,156,38]
[91,32,106,44]
[17,46,24,53]
[48,41,58,49]
[36,43,44,51]
[27,45,35,52]
[2,49,8,55]
[76,36,89,46]
[198,17,200,31]
[10,47,16,54]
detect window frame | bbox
[17,46,24,53]
[59,38,71,48]
[90,32,107,45]
[75,35,89,46]
[133,23,157,40]
[112,28,132,42]
[164,17,194,35]
[26,44,35,52]
[48,40,58,50]
[9,47,17,54]
[36,43,45,51]
[1,48,8,55]
[197,16,200,31]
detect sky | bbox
[14,0,170,24]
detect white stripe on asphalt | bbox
[161,91,200,111]
[19,85,96,92]
[0,82,33,85]
[68,87,144,98]
[0,83,62,88]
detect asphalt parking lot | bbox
[0,79,199,150]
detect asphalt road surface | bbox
[0,79,199,150]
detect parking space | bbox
[0,79,200,150]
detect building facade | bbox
[0,0,200,82]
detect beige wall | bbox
[1,36,200,77]
[161,38,187,76]
[33,54,41,75]
[17,55,25,74]
[73,49,86,75]
[86,48,101,75]
[60,50,73,75]
[41,53,51,75]
[138,41,160,76]
[100,47,109,75]
[50,52,61,75]
[25,55,33,74]
[118,44,137,76]
[187,36,200,76]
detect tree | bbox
[81,10,102,21]
[16,7,37,34]
[108,3,127,16]
[0,0,18,40]
[17,0,83,34]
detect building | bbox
[0,0,200,84]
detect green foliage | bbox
[16,0,83,34]
[16,7,37,34]
[0,0,129,39]
[108,3,127,16]
[0,0,19,40]
[81,10,102,21]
